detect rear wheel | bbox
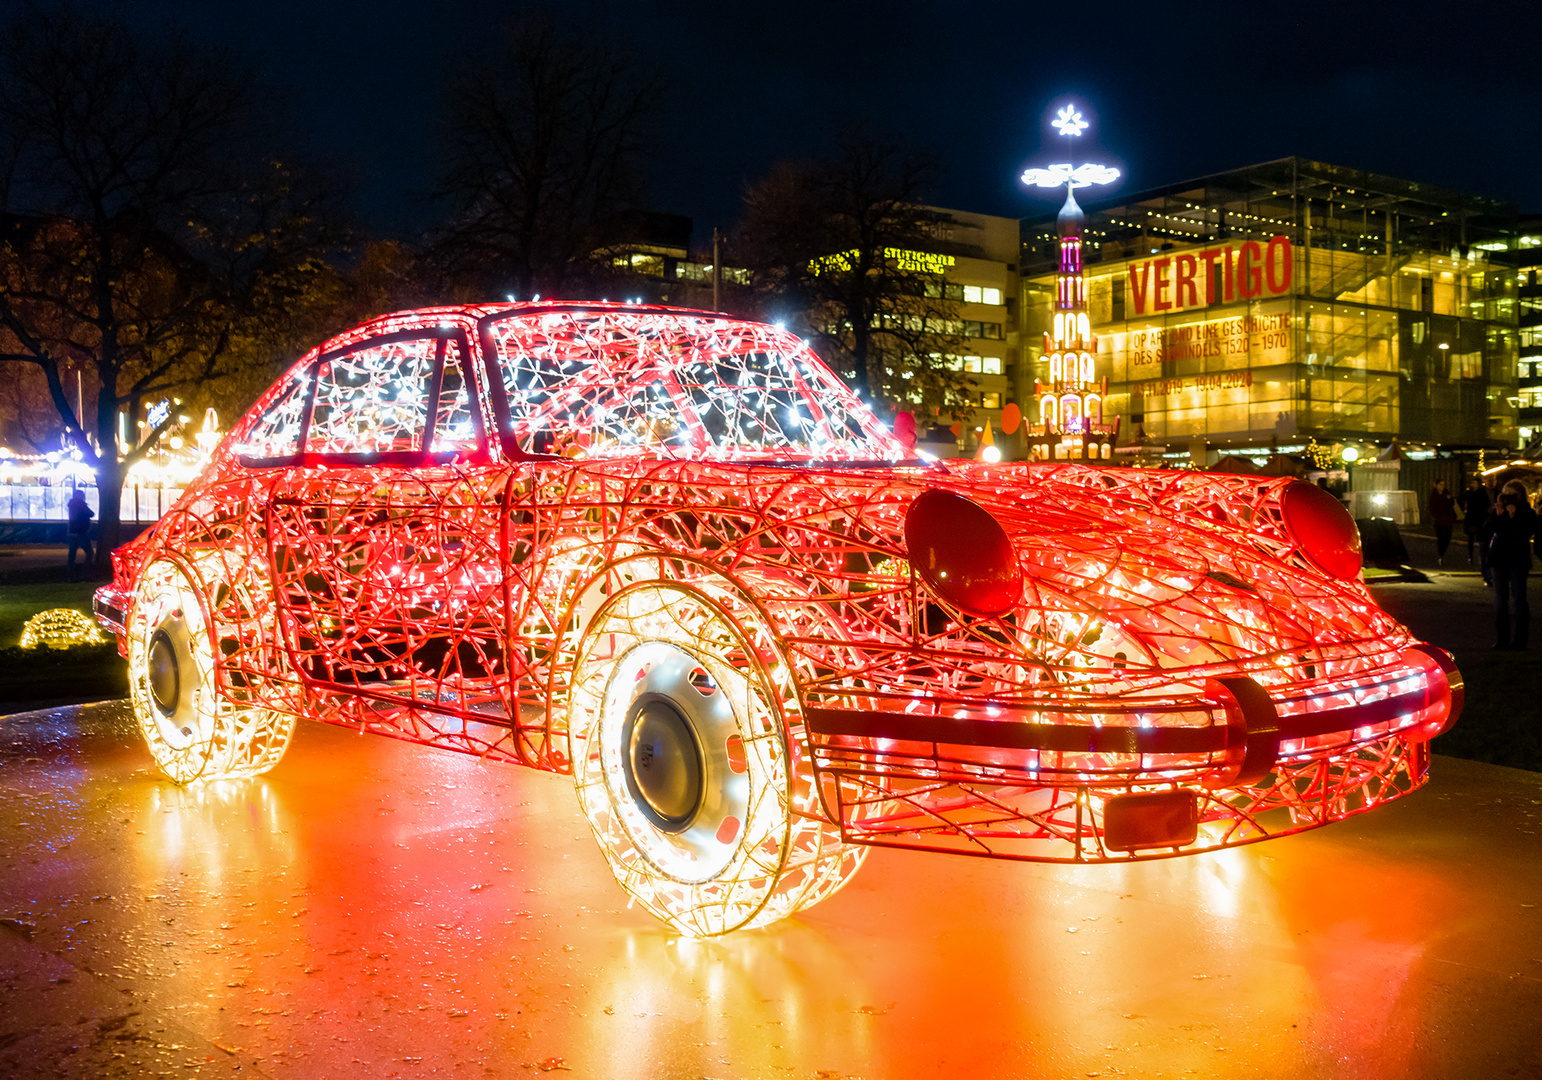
[569,583,865,936]
[127,559,295,783]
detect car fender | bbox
[548,554,824,786]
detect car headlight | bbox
[904,490,1022,617]
[1281,480,1361,580]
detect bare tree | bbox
[735,130,974,418]
[432,20,664,299]
[0,7,345,570]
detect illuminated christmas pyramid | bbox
[1021,105,1122,462]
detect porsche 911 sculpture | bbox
[95,302,1461,935]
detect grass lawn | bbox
[0,581,100,645]
[0,580,126,710]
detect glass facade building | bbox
[1019,158,1521,460]
[1515,216,1542,449]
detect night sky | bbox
[85,0,1542,246]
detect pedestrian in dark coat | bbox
[1427,479,1456,565]
[1461,478,1491,569]
[66,487,95,581]
[1489,480,1536,650]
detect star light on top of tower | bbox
[1020,102,1120,192]
[1050,104,1088,137]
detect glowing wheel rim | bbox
[144,616,200,746]
[571,582,867,936]
[127,558,297,784]
[602,642,750,882]
[128,562,221,779]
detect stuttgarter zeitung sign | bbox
[1125,236,1293,315]
[810,248,957,276]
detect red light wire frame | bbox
[97,305,1457,873]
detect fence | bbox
[0,485,185,523]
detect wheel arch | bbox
[551,557,806,770]
[131,527,296,719]
[564,571,864,934]
[130,550,218,654]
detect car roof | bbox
[305,301,745,364]
[346,300,731,337]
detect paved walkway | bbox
[0,701,1538,1079]
[1363,525,1532,653]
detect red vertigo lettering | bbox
[1175,254,1199,309]
[1153,258,1173,311]
[1128,263,1151,315]
[1266,236,1293,295]
[1124,236,1292,317]
[1200,248,1223,304]
[1239,241,1264,299]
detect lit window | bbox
[981,391,1002,409]
[981,287,1002,305]
[235,365,312,461]
[963,356,982,373]
[983,356,1003,375]
[306,337,442,456]
[963,285,982,304]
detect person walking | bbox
[66,487,95,581]
[1489,480,1536,650]
[1460,477,1491,569]
[1427,479,1456,566]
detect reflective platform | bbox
[1,700,1539,1078]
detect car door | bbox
[263,322,518,729]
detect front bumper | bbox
[805,643,1460,862]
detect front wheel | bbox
[127,559,296,783]
[569,583,865,936]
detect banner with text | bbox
[1125,237,1294,316]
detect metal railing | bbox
[0,485,185,523]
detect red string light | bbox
[96,303,1459,933]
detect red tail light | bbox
[1281,480,1362,580]
[904,490,1022,617]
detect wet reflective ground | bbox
[1,701,1539,1079]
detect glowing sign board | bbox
[810,248,957,275]
[1121,312,1291,373]
[1126,237,1294,315]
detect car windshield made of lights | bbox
[485,309,902,461]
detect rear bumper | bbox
[805,643,1460,862]
[93,584,131,656]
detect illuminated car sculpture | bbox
[94,302,1461,935]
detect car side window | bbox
[483,311,891,460]
[305,337,440,456]
[234,363,313,462]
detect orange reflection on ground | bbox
[2,704,1539,1079]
